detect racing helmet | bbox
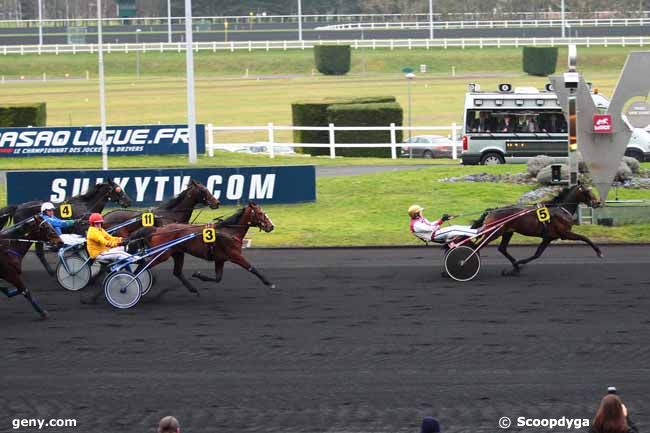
[88,213,104,225]
[408,204,424,218]
[41,202,55,212]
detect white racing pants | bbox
[433,225,479,243]
[95,246,134,262]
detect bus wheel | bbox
[480,152,504,165]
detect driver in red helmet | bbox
[86,213,132,262]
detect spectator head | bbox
[421,416,441,433]
[592,395,628,433]
[158,416,180,433]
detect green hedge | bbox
[292,96,396,156]
[523,46,558,76]
[0,103,47,127]
[314,45,351,76]
[325,102,403,158]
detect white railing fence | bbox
[205,123,462,160]
[2,36,648,55]
[317,17,650,30]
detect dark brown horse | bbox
[471,183,602,275]
[128,202,275,298]
[0,215,64,318]
[1,178,131,275]
[102,179,220,238]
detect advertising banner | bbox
[7,166,316,206]
[0,124,205,157]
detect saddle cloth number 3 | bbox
[536,207,551,223]
[203,228,216,243]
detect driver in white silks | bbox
[408,204,478,243]
[40,202,86,246]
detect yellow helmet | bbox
[408,204,424,218]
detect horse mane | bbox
[157,185,196,210]
[546,186,574,205]
[215,207,245,228]
[76,182,109,200]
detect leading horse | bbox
[0,178,131,275]
[0,215,64,318]
[126,202,275,300]
[471,183,602,275]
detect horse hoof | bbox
[598,252,605,258]
[39,311,49,319]
[440,271,450,279]
[192,272,202,279]
[269,284,277,290]
[501,269,520,277]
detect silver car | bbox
[400,135,459,158]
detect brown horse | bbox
[0,215,64,318]
[102,179,220,238]
[471,183,602,276]
[127,202,275,299]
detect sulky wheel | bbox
[103,271,142,309]
[56,255,91,291]
[444,245,481,282]
[128,265,153,296]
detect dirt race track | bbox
[2,245,650,433]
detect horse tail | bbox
[0,205,17,229]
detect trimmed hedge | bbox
[325,102,403,158]
[523,46,558,76]
[0,103,47,127]
[292,96,396,156]
[314,45,351,76]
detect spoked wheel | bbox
[56,255,91,291]
[444,245,481,282]
[103,271,142,309]
[129,265,153,296]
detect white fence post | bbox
[207,124,214,157]
[390,123,397,159]
[328,123,336,159]
[267,122,275,159]
[451,122,458,160]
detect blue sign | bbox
[0,124,205,157]
[7,166,316,206]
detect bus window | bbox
[466,110,496,133]
[538,112,567,133]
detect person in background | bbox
[421,416,441,433]
[524,115,538,132]
[158,416,181,433]
[499,114,516,132]
[589,394,638,433]
[471,111,494,133]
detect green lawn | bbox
[0,46,632,145]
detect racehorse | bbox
[127,201,275,299]
[101,179,221,238]
[471,183,602,276]
[0,215,64,318]
[0,178,131,275]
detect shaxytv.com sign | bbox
[7,166,316,206]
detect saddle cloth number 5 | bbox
[536,207,551,223]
